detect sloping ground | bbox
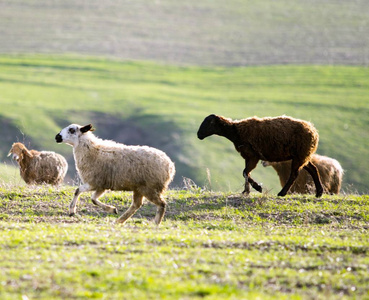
[0,186,368,299]
[0,56,368,193]
[0,0,368,66]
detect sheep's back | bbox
[75,144,175,192]
[236,116,319,162]
[21,151,67,184]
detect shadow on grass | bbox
[0,187,368,227]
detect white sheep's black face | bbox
[55,124,94,147]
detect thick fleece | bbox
[56,124,175,225]
[8,142,67,185]
[263,154,343,194]
[197,114,323,197]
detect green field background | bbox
[0,55,368,193]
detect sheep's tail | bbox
[167,160,176,185]
[332,159,344,194]
[162,159,176,191]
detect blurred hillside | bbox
[0,0,368,66]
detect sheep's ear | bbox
[80,124,95,133]
[207,114,218,124]
[7,144,15,156]
[22,148,33,158]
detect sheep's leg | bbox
[243,171,263,193]
[147,194,167,225]
[70,183,91,216]
[242,176,251,194]
[242,158,261,194]
[278,160,301,197]
[303,162,323,197]
[116,191,143,225]
[91,190,118,214]
[242,171,262,193]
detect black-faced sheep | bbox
[8,142,68,185]
[262,154,343,195]
[197,114,323,197]
[55,124,175,225]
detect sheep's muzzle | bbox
[55,133,63,143]
[197,131,206,140]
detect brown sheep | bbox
[262,154,343,194]
[8,142,68,185]
[197,114,323,197]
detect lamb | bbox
[55,124,175,225]
[262,154,343,194]
[197,114,323,197]
[8,142,68,185]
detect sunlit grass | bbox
[0,185,367,299]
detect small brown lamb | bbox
[8,142,68,185]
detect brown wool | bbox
[197,114,324,197]
[8,142,68,185]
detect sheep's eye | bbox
[69,128,76,134]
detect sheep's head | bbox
[55,124,95,147]
[197,114,223,140]
[7,143,33,161]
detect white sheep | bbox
[8,142,68,185]
[55,124,175,225]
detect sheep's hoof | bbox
[242,190,250,195]
[69,212,76,217]
[254,185,262,193]
[277,191,286,197]
[315,188,323,198]
[113,208,118,214]
[115,218,126,225]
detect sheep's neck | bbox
[217,124,243,149]
[18,157,29,176]
[74,140,96,162]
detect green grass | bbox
[0,55,368,193]
[0,163,23,186]
[0,185,368,299]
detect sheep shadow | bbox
[0,188,256,223]
[0,188,359,226]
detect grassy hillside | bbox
[0,186,368,299]
[0,55,368,193]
